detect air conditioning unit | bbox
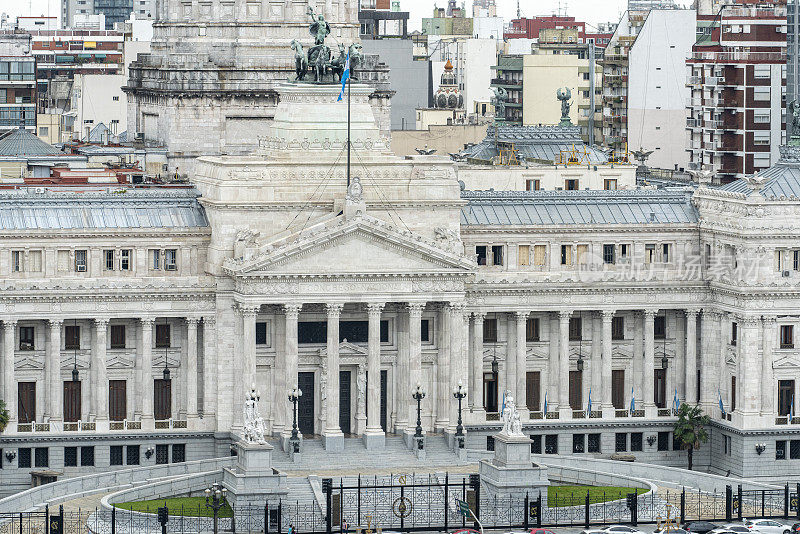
[34,187,45,194]
[134,132,144,141]
[76,264,87,272]
[782,270,790,277]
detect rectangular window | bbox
[588,433,601,453]
[604,178,618,190]
[256,322,268,345]
[151,249,161,270]
[105,250,114,271]
[615,433,627,452]
[573,434,585,453]
[778,380,794,416]
[155,444,169,464]
[645,244,656,264]
[731,376,737,412]
[171,444,186,463]
[75,250,87,272]
[654,368,667,408]
[561,245,572,266]
[795,250,800,271]
[110,446,123,466]
[18,448,31,468]
[491,245,503,266]
[565,179,579,190]
[612,316,624,340]
[65,325,80,350]
[533,245,546,266]
[545,434,559,454]
[791,440,800,460]
[530,435,542,454]
[127,445,140,465]
[35,447,49,468]
[19,326,34,350]
[29,251,41,272]
[526,371,540,411]
[164,249,177,271]
[421,319,431,342]
[120,249,131,271]
[110,325,125,349]
[569,370,583,410]
[64,381,81,422]
[518,245,530,266]
[109,380,126,421]
[753,86,770,101]
[781,325,794,349]
[662,244,671,263]
[654,316,666,339]
[80,446,94,466]
[526,179,540,191]
[657,431,669,451]
[576,244,588,265]
[476,246,487,265]
[18,382,35,423]
[11,250,22,272]
[155,324,170,348]
[776,440,786,460]
[64,446,78,467]
[483,318,498,343]
[619,244,629,261]
[487,436,495,451]
[569,317,582,341]
[603,244,615,264]
[731,322,737,346]
[630,432,643,452]
[612,369,625,409]
[526,318,539,342]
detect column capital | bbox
[740,315,761,328]
[447,301,466,312]
[326,302,344,318]
[600,310,616,321]
[514,310,529,322]
[3,318,17,327]
[762,315,777,325]
[701,307,720,319]
[471,310,487,321]
[48,318,64,328]
[93,317,110,328]
[684,308,700,319]
[139,316,155,327]
[284,303,303,319]
[366,302,385,317]
[407,302,426,317]
[202,315,216,326]
[236,303,260,317]
[185,317,201,327]
[643,309,659,319]
[558,310,572,321]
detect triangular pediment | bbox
[16,355,44,370]
[320,341,369,357]
[107,354,135,369]
[225,214,474,277]
[526,347,548,359]
[774,355,800,369]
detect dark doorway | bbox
[154,379,171,420]
[18,382,36,423]
[483,372,498,413]
[569,370,583,410]
[526,371,540,411]
[298,372,315,436]
[654,368,667,408]
[63,381,81,422]
[380,370,388,432]
[340,370,352,435]
[109,380,127,421]
[612,369,625,409]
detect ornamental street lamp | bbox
[204,483,227,534]
[288,386,302,453]
[453,381,467,449]
[412,382,426,441]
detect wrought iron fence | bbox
[6,481,800,534]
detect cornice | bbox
[0,430,217,443]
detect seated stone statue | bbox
[243,387,267,444]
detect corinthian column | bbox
[761,316,776,415]
[471,312,485,414]
[643,310,656,414]
[685,309,698,404]
[558,311,571,415]
[364,303,385,450]
[202,317,217,423]
[435,305,451,431]
[448,303,464,433]
[94,318,109,424]
[3,320,16,423]
[406,303,425,439]
[236,304,258,430]
[186,318,199,423]
[140,317,154,429]
[739,315,761,420]
[279,304,301,439]
[47,319,63,422]
[323,303,344,452]
[601,310,614,414]
[515,311,528,412]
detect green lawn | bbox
[113,497,234,518]
[547,485,647,508]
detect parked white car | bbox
[744,519,792,534]
[581,525,647,534]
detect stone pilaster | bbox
[94,318,109,425]
[47,319,63,423]
[643,310,656,414]
[505,313,516,399]
[3,320,16,423]
[139,317,154,429]
[279,304,301,438]
[435,305,451,431]
[558,310,571,416]
[601,310,614,414]
[739,315,761,421]
[395,307,409,433]
[364,302,385,450]
[447,303,465,433]
[202,316,217,422]
[590,312,601,411]
[761,316,776,415]
[515,311,527,413]
[699,309,719,408]
[547,313,559,411]
[406,302,425,439]
[323,302,344,451]
[237,304,259,430]
[471,312,485,414]
[685,310,698,404]
[186,318,199,422]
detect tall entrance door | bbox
[297,372,315,436]
[63,381,81,422]
[483,372,498,413]
[654,368,667,408]
[18,382,36,423]
[339,370,351,435]
[154,379,172,420]
[380,370,388,432]
[109,380,127,421]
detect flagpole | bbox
[346,72,351,188]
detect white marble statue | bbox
[243,385,267,444]
[500,393,524,437]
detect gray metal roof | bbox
[0,188,208,230]
[719,163,800,199]
[461,189,698,226]
[460,125,610,164]
[0,128,64,156]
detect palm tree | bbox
[673,402,710,471]
[0,400,9,433]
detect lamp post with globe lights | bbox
[204,483,227,534]
[453,381,467,449]
[288,386,302,453]
[412,383,426,449]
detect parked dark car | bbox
[684,522,721,534]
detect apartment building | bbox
[0,33,36,135]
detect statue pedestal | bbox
[479,432,549,499]
[222,440,288,507]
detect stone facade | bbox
[3,83,800,498]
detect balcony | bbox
[704,119,723,129]
[155,418,188,430]
[687,118,701,128]
[690,51,786,64]
[687,75,702,86]
[490,77,522,87]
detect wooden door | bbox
[380,370,388,432]
[339,370,351,435]
[654,368,667,408]
[18,382,36,423]
[63,381,81,422]
[612,370,625,409]
[525,371,540,411]
[297,372,315,435]
[109,380,127,421]
[154,379,171,420]
[568,371,582,410]
[483,372,498,413]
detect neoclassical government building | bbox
[1,82,799,495]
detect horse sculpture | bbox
[348,43,363,80]
[310,45,330,83]
[290,39,308,81]
[330,43,347,82]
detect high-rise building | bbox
[686,3,787,182]
[0,33,36,135]
[62,0,156,29]
[788,0,799,136]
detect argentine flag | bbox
[586,388,592,417]
[791,393,795,421]
[718,388,725,417]
[629,387,635,415]
[543,391,548,414]
[672,387,680,415]
[337,52,350,102]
